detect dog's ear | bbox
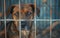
[29,4,40,17]
[6,6,16,16]
[10,6,16,14]
[29,4,35,13]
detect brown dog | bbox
[6,4,40,38]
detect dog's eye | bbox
[14,12,19,17]
[26,12,32,16]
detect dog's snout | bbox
[21,21,30,30]
[21,21,27,28]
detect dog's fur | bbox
[6,4,40,38]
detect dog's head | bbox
[7,4,40,29]
[7,4,40,33]
[7,4,40,38]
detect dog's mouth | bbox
[13,21,30,31]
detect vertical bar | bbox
[19,0,21,38]
[34,0,36,38]
[50,0,52,38]
[4,0,7,38]
[50,20,52,38]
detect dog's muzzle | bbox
[21,21,30,30]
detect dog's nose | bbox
[21,21,27,28]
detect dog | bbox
[6,4,40,38]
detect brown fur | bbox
[6,4,40,38]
